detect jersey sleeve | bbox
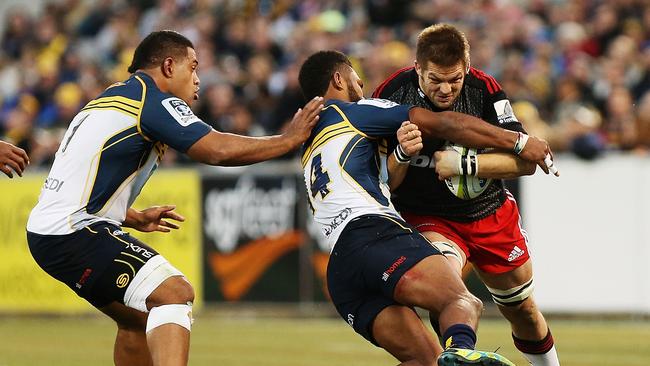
[140,96,212,152]
[484,89,527,134]
[346,98,411,137]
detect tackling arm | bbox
[408,108,552,173]
[187,97,323,166]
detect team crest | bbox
[493,99,518,124]
[161,97,202,126]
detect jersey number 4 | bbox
[310,153,331,199]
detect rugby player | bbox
[26,30,322,366]
[374,24,560,366]
[299,50,554,366]
[0,139,29,178]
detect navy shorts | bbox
[27,222,159,308]
[326,214,441,345]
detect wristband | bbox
[513,132,529,155]
[469,155,478,176]
[394,144,411,164]
[460,155,468,175]
[459,154,479,176]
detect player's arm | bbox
[434,149,536,180]
[387,122,422,190]
[0,140,29,178]
[408,107,552,174]
[187,97,323,166]
[124,206,185,233]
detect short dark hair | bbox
[299,50,352,100]
[128,30,195,73]
[416,23,470,70]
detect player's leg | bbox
[476,260,559,366]
[393,249,516,366]
[419,230,467,337]
[99,301,152,366]
[144,275,195,366]
[393,254,481,348]
[88,226,195,366]
[372,305,440,365]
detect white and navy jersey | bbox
[27,72,212,235]
[302,98,411,250]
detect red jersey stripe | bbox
[470,67,502,94]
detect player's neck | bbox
[135,69,172,94]
[323,89,349,103]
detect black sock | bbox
[441,324,477,350]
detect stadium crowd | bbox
[0,0,649,167]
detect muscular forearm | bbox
[387,153,409,191]
[188,131,299,166]
[410,109,518,151]
[476,152,536,179]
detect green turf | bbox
[0,314,649,365]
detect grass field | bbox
[1,311,649,366]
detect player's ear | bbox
[162,57,174,78]
[332,71,344,91]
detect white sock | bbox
[522,345,560,366]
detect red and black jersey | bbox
[373,67,526,222]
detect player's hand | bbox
[433,149,461,180]
[127,205,185,233]
[283,96,324,147]
[519,136,557,175]
[396,121,423,156]
[0,140,29,178]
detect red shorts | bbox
[401,195,529,274]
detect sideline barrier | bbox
[5,154,649,314]
[0,169,202,313]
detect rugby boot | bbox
[437,348,516,366]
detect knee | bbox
[170,278,195,304]
[450,291,483,318]
[464,292,483,316]
[509,297,541,323]
[147,276,195,309]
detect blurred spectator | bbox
[0,0,648,166]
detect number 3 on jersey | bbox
[310,153,331,199]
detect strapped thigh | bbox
[485,278,534,306]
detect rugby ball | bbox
[443,144,492,200]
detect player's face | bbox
[170,47,200,105]
[416,60,465,110]
[345,68,364,102]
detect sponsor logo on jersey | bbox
[410,154,436,168]
[507,245,525,262]
[75,268,93,289]
[382,255,407,281]
[161,97,202,126]
[43,177,65,192]
[116,273,130,288]
[357,98,400,109]
[323,207,352,237]
[125,243,155,259]
[493,99,518,124]
[347,313,355,326]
